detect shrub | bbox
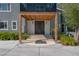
[0,32,10,40]
[9,32,18,40]
[0,32,29,40]
[60,33,77,46]
[22,33,29,40]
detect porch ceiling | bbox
[20,12,56,20]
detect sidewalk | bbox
[0,41,79,56]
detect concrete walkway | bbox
[24,35,55,45]
[26,35,53,41]
[0,41,79,56]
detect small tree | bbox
[58,4,79,42]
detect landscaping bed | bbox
[0,32,29,40]
[59,33,78,46]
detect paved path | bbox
[24,35,55,45]
[26,35,53,42]
[0,41,79,56]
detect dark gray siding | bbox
[20,3,57,12]
[58,12,62,32]
[0,3,20,32]
[50,19,54,35]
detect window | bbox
[12,21,17,30]
[0,3,11,12]
[0,21,8,30]
[20,3,56,12]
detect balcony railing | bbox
[20,3,56,12]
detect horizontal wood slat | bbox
[20,12,56,20]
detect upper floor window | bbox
[0,3,11,12]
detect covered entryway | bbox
[19,12,58,43]
[35,21,44,34]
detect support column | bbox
[19,15,22,44]
[54,13,58,41]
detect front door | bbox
[35,21,44,34]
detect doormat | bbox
[35,40,47,44]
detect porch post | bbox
[54,12,58,41]
[19,15,22,44]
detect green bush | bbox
[22,33,29,40]
[9,32,18,40]
[60,33,77,46]
[0,32,10,40]
[0,32,29,40]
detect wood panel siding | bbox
[20,12,56,20]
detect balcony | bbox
[20,3,57,12]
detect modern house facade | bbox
[0,3,63,43]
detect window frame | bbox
[0,21,8,30]
[11,21,17,30]
[0,3,11,12]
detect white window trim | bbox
[11,21,17,30]
[0,21,8,30]
[0,3,11,12]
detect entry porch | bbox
[19,12,58,43]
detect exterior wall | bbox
[26,20,50,35]
[22,17,26,33]
[27,20,35,35]
[50,12,62,35]
[58,12,62,32]
[50,18,54,35]
[0,3,63,35]
[0,3,20,32]
[45,20,50,35]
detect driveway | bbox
[0,41,79,56]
